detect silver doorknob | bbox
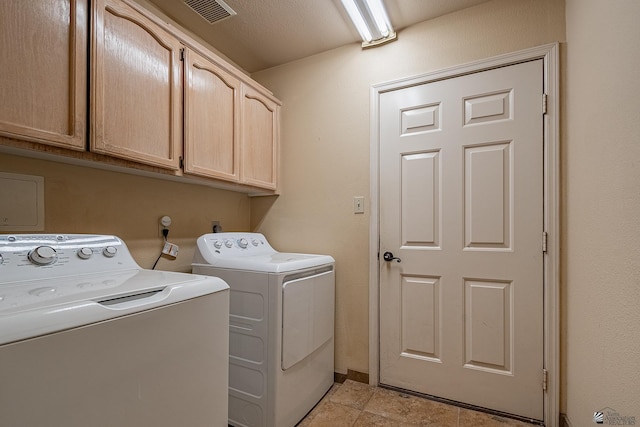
[383,251,401,263]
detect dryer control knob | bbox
[238,238,249,249]
[103,246,117,258]
[251,239,260,246]
[77,247,93,260]
[213,240,223,249]
[224,239,234,248]
[0,253,4,265]
[28,246,58,265]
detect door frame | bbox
[368,43,559,426]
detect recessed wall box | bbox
[0,172,45,231]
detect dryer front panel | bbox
[281,267,335,370]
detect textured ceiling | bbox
[143,0,490,73]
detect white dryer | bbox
[192,232,335,427]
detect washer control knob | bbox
[28,246,58,265]
[103,246,117,258]
[213,240,223,249]
[238,238,249,249]
[77,247,93,260]
[251,239,260,246]
[0,253,4,265]
[224,239,234,248]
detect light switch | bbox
[0,172,44,231]
[354,196,365,214]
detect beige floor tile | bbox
[297,414,315,427]
[297,383,342,426]
[364,388,459,426]
[326,382,342,396]
[458,408,535,426]
[353,411,418,427]
[303,401,362,427]
[330,380,376,410]
[299,382,539,427]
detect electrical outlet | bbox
[212,220,222,233]
[354,196,365,214]
[158,215,171,237]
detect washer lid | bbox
[0,269,229,345]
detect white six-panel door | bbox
[379,59,544,420]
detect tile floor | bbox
[297,380,538,427]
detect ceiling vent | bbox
[184,0,237,24]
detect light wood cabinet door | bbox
[184,49,240,182]
[241,85,279,190]
[91,0,182,170]
[0,0,87,150]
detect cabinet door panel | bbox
[92,0,181,170]
[241,86,278,190]
[0,0,87,150]
[184,49,240,181]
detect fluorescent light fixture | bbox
[341,0,396,48]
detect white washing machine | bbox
[192,232,335,427]
[0,234,230,427]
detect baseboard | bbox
[334,369,369,384]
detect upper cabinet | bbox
[0,0,87,150]
[0,0,280,193]
[185,49,280,190]
[91,0,182,170]
[184,48,241,182]
[241,86,279,190]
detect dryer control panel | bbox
[192,232,335,273]
[197,232,273,257]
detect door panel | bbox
[464,279,512,372]
[401,152,440,247]
[464,142,511,249]
[401,275,440,360]
[0,0,87,149]
[379,60,544,420]
[241,86,279,190]
[91,0,182,169]
[184,48,240,181]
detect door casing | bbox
[368,43,560,427]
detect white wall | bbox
[563,0,640,424]
[252,0,565,377]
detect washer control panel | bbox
[0,234,138,283]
